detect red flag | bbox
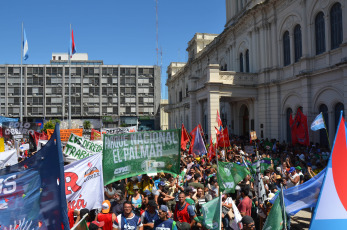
[290,108,310,146]
[215,127,221,135]
[216,110,222,127]
[70,29,76,57]
[181,124,190,151]
[189,126,199,155]
[216,127,231,148]
[40,131,49,140]
[208,138,216,161]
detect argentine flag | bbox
[311,112,325,131]
[23,29,29,60]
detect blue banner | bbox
[0,124,69,229]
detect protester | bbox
[153,205,177,230]
[241,216,255,230]
[141,200,160,230]
[173,193,197,228]
[97,200,116,230]
[113,202,143,230]
[90,221,105,230]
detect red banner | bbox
[289,108,310,146]
[216,127,231,148]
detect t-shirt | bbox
[153,219,177,230]
[141,211,160,230]
[237,196,252,216]
[176,203,196,217]
[286,173,300,188]
[113,213,143,230]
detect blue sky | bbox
[0,0,225,98]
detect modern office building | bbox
[0,53,161,130]
[166,0,347,146]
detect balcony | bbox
[215,71,258,86]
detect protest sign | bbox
[2,122,40,137]
[0,137,4,152]
[0,149,18,169]
[64,133,103,160]
[244,145,255,154]
[102,126,137,135]
[103,130,181,185]
[65,153,104,211]
[47,128,83,142]
[0,124,69,229]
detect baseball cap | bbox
[295,166,302,171]
[158,181,166,186]
[241,215,254,225]
[159,205,169,212]
[266,193,275,201]
[102,200,111,214]
[133,184,139,190]
[143,189,151,196]
[91,221,105,228]
[289,167,295,173]
[176,222,191,230]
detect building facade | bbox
[0,54,161,130]
[166,0,347,146]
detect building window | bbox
[315,12,326,55]
[319,104,329,148]
[245,49,249,72]
[330,3,343,50]
[286,108,293,143]
[239,53,244,72]
[294,25,302,62]
[335,102,344,133]
[283,31,290,66]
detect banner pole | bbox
[321,112,332,151]
[280,184,287,230]
[219,192,222,230]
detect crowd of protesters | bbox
[68,135,329,230]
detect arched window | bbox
[330,3,343,50]
[283,31,291,66]
[240,53,244,72]
[319,104,329,148]
[294,25,302,62]
[335,102,344,132]
[286,108,293,143]
[315,12,326,55]
[245,49,250,72]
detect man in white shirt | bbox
[285,167,300,189]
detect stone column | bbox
[189,91,197,131]
[301,0,309,57]
[208,90,220,142]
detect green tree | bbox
[43,119,60,132]
[83,120,91,129]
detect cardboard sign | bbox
[250,131,257,141]
[47,129,83,142]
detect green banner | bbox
[217,161,250,193]
[64,133,103,160]
[201,196,221,230]
[263,190,286,230]
[102,130,181,185]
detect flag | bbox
[0,124,69,229]
[70,29,77,57]
[181,124,190,151]
[188,126,198,155]
[217,161,249,193]
[216,127,231,148]
[91,128,105,141]
[263,188,286,230]
[23,29,29,60]
[215,127,220,135]
[270,168,326,216]
[29,132,37,152]
[208,138,216,161]
[201,196,221,230]
[65,153,104,211]
[216,110,222,127]
[310,113,347,229]
[311,112,325,131]
[71,214,89,230]
[191,127,207,156]
[289,108,310,146]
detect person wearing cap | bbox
[141,200,160,230]
[295,166,304,184]
[153,205,177,230]
[128,184,144,216]
[241,216,255,230]
[97,200,116,230]
[140,174,154,194]
[126,177,141,197]
[173,193,197,228]
[89,221,105,230]
[285,166,300,189]
[113,201,143,230]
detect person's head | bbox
[158,181,166,189]
[79,208,89,221]
[241,215,255,230]
[241,186,250,198]
[295,166,302,173]
[123,201,133,215]
[197,188,204,197]
[289,167,296,175]
[106,183,113,189]
[158,205,169,220]
[133,184,140,194]
[194,173,201,181]
[114,190,122,202]
[142,194,149,205]
[176,222,191,230]
[147,199,158,213]
[178,192,186,205]
[89,221,105,230]
[101,200,111,214]
[282,162,287,168]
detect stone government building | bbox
[165,0,347,146]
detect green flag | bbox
[262,189,286,230]
[102,130,181,185]
[217,161,250,193]
[201,196,221,230]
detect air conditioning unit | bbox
[76,93,80,96]
[103,113,107,115]
[9,104,13,106]
[9,83,13,86]
[89,84,93,86]
[33,74,37,77]
[89,93,93,96]
[121,93,124,96]
[28,113,31,115]
[150,112,154,115]
[150,83,153,87]
[28,103,32,106]
[33,93,37,96]
[9,93,12,96]
[58,74,61,77]
[8,114,12,116]
[113,94,117,97]
[46,74,50,77]
[108,103,112,106]
[107,84,111,86]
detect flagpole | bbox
[20,22,23,123]
[219,192,222,230]
[68,24,72,129]
[280,184,287,230]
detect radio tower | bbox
[156,0,159,66]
